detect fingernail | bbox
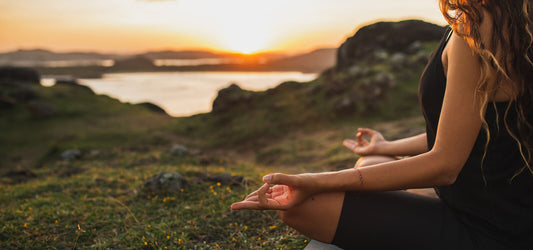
[263,174,272,182]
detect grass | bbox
[0,148,309,249]
[0,82,176,169]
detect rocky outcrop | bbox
[0,66,40,84]
[137,102,168,115]
[211,83,255,113]
[337,20,446,69]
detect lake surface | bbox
[77,71,317,116]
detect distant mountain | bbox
[0,49,124,62]
[0,47,336,73]
[140,50,225,60]
[140,49,287,62]
[265,48,336,73]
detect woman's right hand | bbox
[343,128,387,156]
[230,173,316,211]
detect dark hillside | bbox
[0,67,173,171]
[175,20,445,149]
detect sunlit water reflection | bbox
[62,71,317,116]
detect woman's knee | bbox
[277,207,299,228]
[276,192,345,243]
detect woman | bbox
[231,0,533,249]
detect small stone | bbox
[170,144,189,156]
[143,171,188,194]
[61,149,81,161]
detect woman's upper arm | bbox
[430,33,484,179]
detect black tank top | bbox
[419,27,533,248]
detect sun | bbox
[215,4,273,54]
[223,30,269,54]
[220,20,272,54]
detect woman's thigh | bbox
[332,191,474,250]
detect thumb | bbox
[263,173,296,186]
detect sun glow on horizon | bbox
[220,22,272,54]
[0,0,446,54]
[201,0,276,54]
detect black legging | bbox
[331,191,509,250]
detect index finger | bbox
[258,183,270,206]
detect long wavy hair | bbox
[439,0,533,180]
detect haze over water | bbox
[78,71,317,116]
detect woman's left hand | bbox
[230,174,313,210]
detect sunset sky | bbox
[0,0,446,54]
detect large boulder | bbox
[211,83,254,113]
[0,67,40,84]
[336,20,446,69]
[137,102,168,115]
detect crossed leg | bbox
[277,155,396,243]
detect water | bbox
[74,71,317,116]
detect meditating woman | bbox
[231,0,533,249]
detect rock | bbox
[408,41,424,53]
[27,100,56,119]
[170,144,189,156]
[137,102,168,115]
[211,83,254,113]
[0,95,16,109]
[333,96,357,115]
[390,52,409,70]
[325,80,350,96]
[414,51,430,65]
[336,20,446,69]
[205,173,246,186]
[9,84,38,101]
[61,149,81,161]
[373,72,396,88]
[347,65,371,78]
[144,171,188,194]
[0,67,40,84]
[267,81,302,95]
[55,79,96,94]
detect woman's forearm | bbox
[309,149,455,192]
[377,133,428,156]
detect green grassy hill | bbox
[0,20,444,248]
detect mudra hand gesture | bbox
[343,128,386,156]
[231,174,314,210]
